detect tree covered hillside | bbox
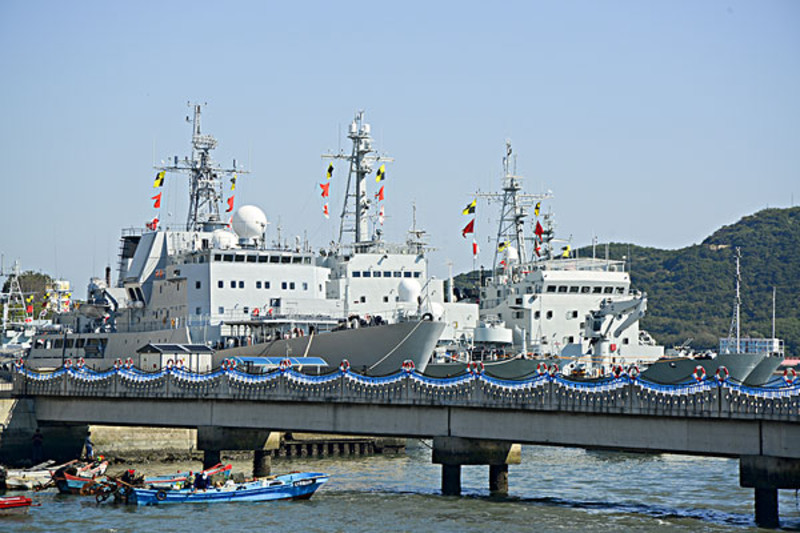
[455,207,800,355]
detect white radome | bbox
[397,279,422,303]
[233,205,268,240]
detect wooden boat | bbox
[4,460,75,490]
[96,463,234,503]
[52,460,109,495]
[0,496,33,515]
[131,472,328,505]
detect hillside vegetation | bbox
[455,207,800,355]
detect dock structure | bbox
[10,364,800,528]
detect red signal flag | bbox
[461,219,475,238]
[226,196,235,213]
[320,182,330,198]
[152,192,162,209]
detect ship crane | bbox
[583,294,648,361]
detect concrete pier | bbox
[253,449,271,477]
[202,449,221,470]
[740,455,800,528]
[432,437,520,496]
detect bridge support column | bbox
[203,449,221,470]
[740,455,800,529]
[253,449,272,478]
[432,437,520,497]
[489,464,509,496]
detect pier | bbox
[11,363,800,528]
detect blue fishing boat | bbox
[131,472,328,505]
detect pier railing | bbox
[12,365,800,423]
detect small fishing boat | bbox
[131,472,328,505]
[96,463,234,503]
[52,460,109,495]
[4,460,75,491]
[0,496,33,515]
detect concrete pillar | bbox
[253,449,271,478]
[489,464,509,496]
[442,464,461,496]
[203,449,221,470]
[754,488,779,529]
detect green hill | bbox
[455,207,800,355]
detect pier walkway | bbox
[12,362,800,527]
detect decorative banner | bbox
[462,199,476,215]
[375,164,386,183]
[152,192,162,209]
[323,203,330,218]
[375,185,384,201]
[153,170,165,188]
[326,163,334,179]
[320,182,330,198]
[226,196,235,213]
[534,201,540,217]
[231,173,237,191]
[461,219,474,238]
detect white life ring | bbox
[693,365,706,382]
[715,366,729,382]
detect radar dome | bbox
[233,205,267,240]
[212,230,238,249]
[397,279,422,303]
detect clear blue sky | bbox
[1,1,798,288]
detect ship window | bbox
[546,286,556,293]
[247,255,257,263]
[534,311,540,319]
[195,307,201,315]
[230,281,236,288]
[569,286,579,293]
[525,286,533,294]
[546,311,553,319]
[214,254,222,261]
[54,339,63,349]
[290,282,296,290]
[616,287,625,294]
[581,287,590,293]
[516,297,523,305]
[195,281,201,289]
[239,281,244,289]
[373,271,381,278]
[281,257,291,264]
[556,286,565,293]
[258,255,268,263]
[243,307,249,314]
[199,256,205,263]
[593,287,602,294]
[75,339,85,348]
[302,282,308,291]
[218,281,223,289]
[623,338,630,345]
[352,271,361,278]
[264,281,271,289]
[256,281,262,289]
[363,271,371,278]
[290,256,300,264]
[235,255,245,263]
[414,272,421,278]
[270,256,280,263]
[383,296,389,303]
[497,290,502,297]
[304,257,312,264]
[604,286,613,294]
[224,255,234,262]
[219,307,224,314]
[394,272,401,278]
[568,336,575,343]
[281,282,287,290]
[514,311,524,319]
[360,296,366,303]
[384,271,391,278]
[270,298,280,307]
[159,285,163,294]
[571,310,578,318]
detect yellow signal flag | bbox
[498,241,509,252]
[375,164,386,183]
[26,295,34,303]
[153,170,166,188]
[462,199,476,215]
[534,201,540,217]
[326,163,334,180]
[231,173,237,191]
[561,245,571,258]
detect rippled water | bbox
[4,443,800,532]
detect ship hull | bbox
[640,353,763,385]
[743,354,784,386]
[216,320,445,375]
[425,357,542,379]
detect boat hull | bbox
[744,355,785,386]
[0,496,32,515]
[425,357,542,380]
[640,353,763,385]
[131,473,328,505]
[217,320,444,375]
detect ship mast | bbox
[726,247,742,353]
[156,103,246,232]
[323,111,393,253]
[477,141,552,270]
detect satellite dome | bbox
[232,205,267,240]
[397,279,422,303]
[212,229,238,249]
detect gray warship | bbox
[25,105,477,374]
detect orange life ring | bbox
[627,365,640,379]
[339,359,351,373]
[715,366,729,382]
[783,367,797,385]
[64,359,73,369]
[692,365,706,382]
[548,363,559,377]
[536,362,548,376]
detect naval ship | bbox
[25,105,472,374]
